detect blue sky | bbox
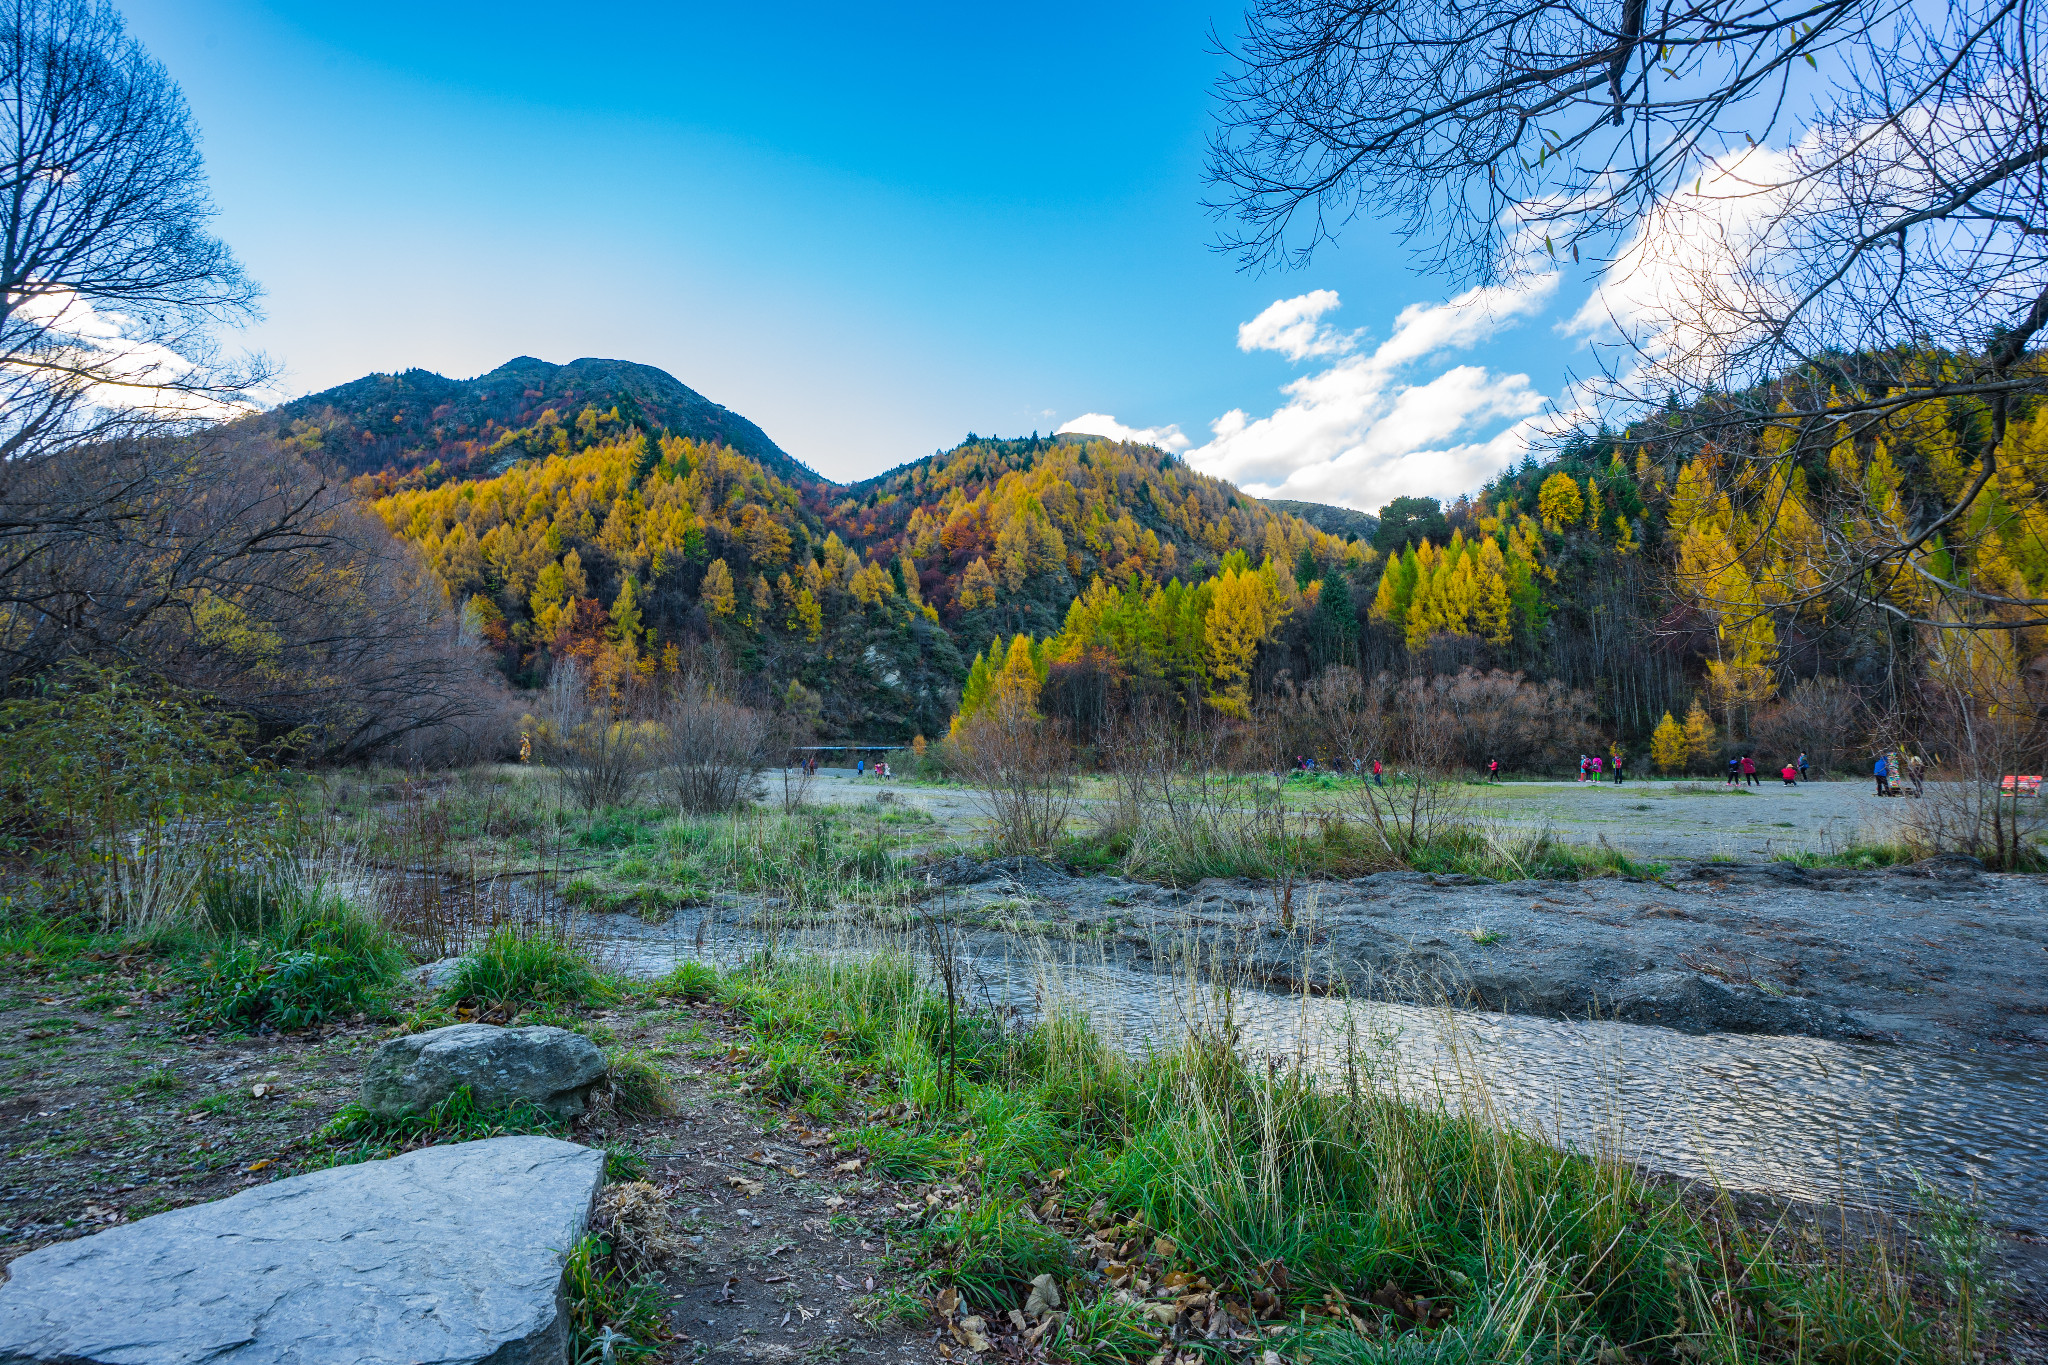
[122,0,1607,505]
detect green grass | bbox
[438,926,615,1014]
[563,1234,669,1361]
[1777,842,1919,870]
[170,866,409,1032]
[642,959,720,1002]
[532,803,922,916]
[1065,810,1668,886]
[602,1048,674,1117]
[0,920,123,979]
[310,1084,568,1167]
[707,952,1961,1365]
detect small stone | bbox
[360,1022,607,1120]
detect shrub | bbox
[438,927,613,1015]
[526,658,652,812]
[646,960,721,1002]
[0,664,287,925]
[179,878,407,1031]
[602,1049,675,1117]
[646,678,769,814]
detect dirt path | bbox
[0,969,937,1363]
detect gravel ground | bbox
[800,771,1946,862]
[929,853,2048,1052]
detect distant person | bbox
[1874,753,1889,795]
[857,757,866,777]
[1727,756,1741,786]
[1612,752,1626,784]
[1488,757,1500,781]
[1579,754,1590,783]
[1591,754,1603,779]
[1371,758,1384,786]
[1780,761,1798,786]
[1908,753,1925,797]
[1740,754,1758,786]
[1796,752,1809,782]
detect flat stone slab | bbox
[0,1135,604,1365]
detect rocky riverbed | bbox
[926,854,2048,1053]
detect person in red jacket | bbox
[1780,762,1798,785]
[1740,754,1759,786]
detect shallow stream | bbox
[574,906,2048,1233]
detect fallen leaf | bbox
[1026,1272,1063,1319]
[243,1159,273,1173]
[725,1176,764,1197]
[1152,1236,1178,1259]
[833,1159,864,1174]
[936,1286,960,1318]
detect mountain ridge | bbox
[254,355,816,487]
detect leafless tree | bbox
[528,657,651,811]
[1209,0,2048,626]
[1750,675,1863,774]
[648,676,770,814]
[954,701,1077,853]
[0,429,503,757]
[0,2,507,758]
[1897,650,2048,867]
[0,0,266,522]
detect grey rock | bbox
[361,1023,607,1120]
[405,956,466,988]
[1606,971,1875,1038]
[0,1135,604,1365]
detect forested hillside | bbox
[254,356,811,486]
[267,351,2045,761]
[342,376,1359,739]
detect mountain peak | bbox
[256,356,814,485]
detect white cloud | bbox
[1055,411,1192,452]
[9,286,253,421]
[1236,289,1356,361]
[1066,281,1561,512]
[1562,145,1801,383]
